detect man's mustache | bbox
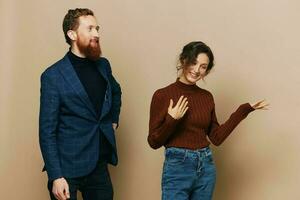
[90,38,99,43]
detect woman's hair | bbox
[62,8,94,45]
[177,41,214,74]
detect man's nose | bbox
[92,29,99,37]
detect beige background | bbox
[1,0,300,199]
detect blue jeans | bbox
[48,160,113,200]
[162,147,216,200]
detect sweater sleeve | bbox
[148,91,179,149]
[208,102,255,146]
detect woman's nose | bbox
[194,65,201,72]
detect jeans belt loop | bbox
[184,149,188,161]
[205,148,210,157]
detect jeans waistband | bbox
[165,146,212,158]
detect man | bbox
[39,8,121,200]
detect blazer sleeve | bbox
[39,70,62,181]
[105,59,122,125]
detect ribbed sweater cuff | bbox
[239,103,255,117]
[164,114,180,131]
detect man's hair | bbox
[62,8,94,45]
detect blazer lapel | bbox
[58,54,97,118]
[96,59,111,120]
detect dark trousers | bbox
[48,161,113,200]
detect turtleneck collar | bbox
[174,78,199,91]
[67,50,94,64]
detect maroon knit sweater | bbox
[148,80,255,149]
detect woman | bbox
[147,41,268,200]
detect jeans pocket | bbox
[166,154,186,165]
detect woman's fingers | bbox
[251,99,270,110]
[168,96,189,119]
[178,97,188,111]
[181,106,189,117]
[175,96,184,108]
[256,103,270,110]
[168,99,174,111]
[251,99,262,108]
[180,99,188,113]
[177,97,188,118]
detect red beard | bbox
[77,38,102,61]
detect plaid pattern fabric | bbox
[39,54,121,181]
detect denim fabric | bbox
[162,147,216,200]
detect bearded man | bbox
[39,8,121,200]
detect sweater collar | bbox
[67,50,95,65]
[174,78,199,91]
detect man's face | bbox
[75,15,101,60]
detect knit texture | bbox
[148,80,254,149]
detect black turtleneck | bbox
[67,51,107,117]
[67,51,111,161]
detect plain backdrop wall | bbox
[1,0,300,199]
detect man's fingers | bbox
[53,186,66,200]
[58,189,67,200]
[52,178,69,200]
[55,191,64,200]
[52,189,59,200]
[64,183,70,199]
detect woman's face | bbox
[180,53,209,85]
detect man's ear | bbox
[67,30,77,41]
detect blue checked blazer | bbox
[39,54,121,181]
